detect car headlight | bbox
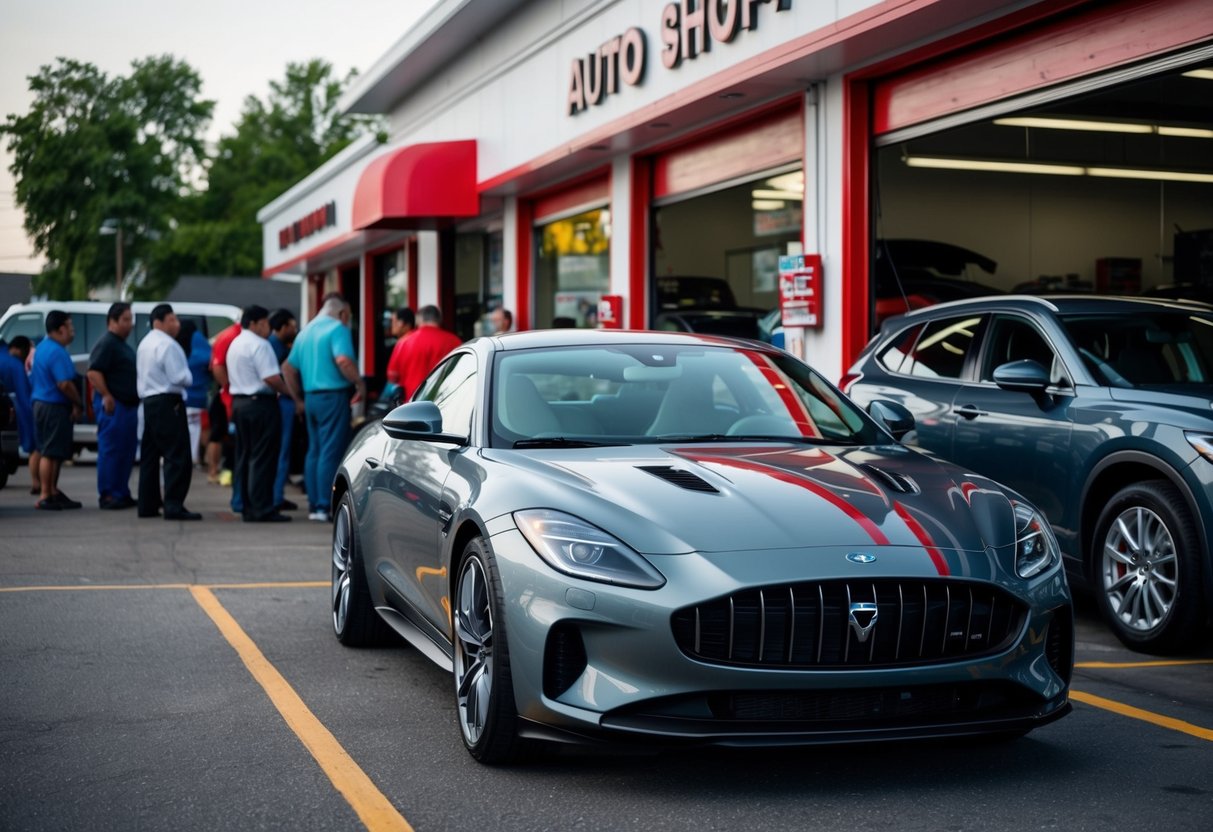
[514,509,666,589]
[1012,501,1059,579]
[1185,432,1213,463]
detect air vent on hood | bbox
[638,465,719,493]
[860,464,920,495]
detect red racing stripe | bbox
[894,501,950,576]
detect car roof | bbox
[1,300,241,319]
[881,294,1213,329]
[486,327,780,353]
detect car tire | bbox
[330,493,393,647]
[453,536,530,764]
[1092,480,1205,653]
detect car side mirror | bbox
[382,401,443,438]
[868,400,915,442]
[992,359,1050,392]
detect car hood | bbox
[483,443,1019,558]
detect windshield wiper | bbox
[512,437,620,449]
[649,434,852,445]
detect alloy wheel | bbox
[331,503,352,636]
[1101,505,1178,633]
[454,556,493,746]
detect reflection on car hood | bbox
[486,443,1017,559]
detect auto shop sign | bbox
[567,0,792,115]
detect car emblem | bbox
[848,602,879,643]
[846,552,877,564]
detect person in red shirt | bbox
[383,307,416,397]
[390,305,461,400]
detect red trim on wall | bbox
[515,200,533,331]
[653,104,803,200]
[842,78,871,372]
[263,230,362,278]
[629,156,651,329]
[531,173,611,222]
[874,0,1213,134]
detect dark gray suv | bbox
[843,295,1213,653]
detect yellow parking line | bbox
[1076,659,1213,669]
[0,581,326,593]
[1070,689,1213,742]
[190,586,413,832]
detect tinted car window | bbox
[877,323,924,373]
[904,316,982,379]
[982,315,1060,382]
[416,352,476,439]
[0,312,44,343]
[75,313,109,356]
[1061,312,1213,387]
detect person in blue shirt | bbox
[0,336,40,494]
[30,310,84,510]
[176,319,212,467]
[282,294,365,522]
[267,308,300,512]
[87,303,139,510]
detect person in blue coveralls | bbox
[87,302,139,509]
[0,335,40,493]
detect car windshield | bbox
[491,343,884,448]
[1061,311,1213,388]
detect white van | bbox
[0,301,241,453]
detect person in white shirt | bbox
[227,305,301,523]
[136,304,201,520]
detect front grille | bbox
[713,682,1031,724]
[671,579,1027,668]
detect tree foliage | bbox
[147,59,381,281]
[1,56,212,298]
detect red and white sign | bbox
[779,254,822,328]
[598,294,623,328]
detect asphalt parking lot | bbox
[1,462,1211,831]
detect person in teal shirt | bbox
[282,294,365,522]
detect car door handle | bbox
[366,457,381,469]
[954,404,988,420]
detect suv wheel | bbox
[1092,481,1204,653]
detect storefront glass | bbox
[535,208,610,328]
[453,229,504,339]
[652,169,803,331]
[874,61,1213,325]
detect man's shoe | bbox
[112,496,137,509]
[277,499,299,511]
[164,509,203,521]
[52,492,83,509]
[307,510,331,522]
[35,498,63,511]
[244,512,292,523]
[138,510,161,518]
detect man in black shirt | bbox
[87,302,139,509]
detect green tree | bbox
[149,59,382,280]
[1,56,212,298]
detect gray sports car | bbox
[330,329,1072,763]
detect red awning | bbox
[352,140,478,230]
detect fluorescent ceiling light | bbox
[1182,69,1213,80]
[904,156,1084,175]
[751,189,805,200]
[752,199,786,210]
[995,116,1213,139]
[904,155,1213,183]
[764,172,804,192]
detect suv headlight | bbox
[515,509,666,589]
[1185,432,1213,463]
[1012,501,1059,579]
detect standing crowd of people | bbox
[0,294,487,523]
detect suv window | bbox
[877,324,924,374]
[904,316,982,380]
[982,315,1061,383]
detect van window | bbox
[75,314,110,356]
[0,312,44,343]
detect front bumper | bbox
[488,528,1073,746]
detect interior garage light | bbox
[1182,69,1213,80]
[904,155,1213,183]
[752,199,786,210]
[995,116,1213,139]
[750,189,805,200]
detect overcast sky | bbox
[1,0,441,275]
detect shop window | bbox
[534,208,610,329]
[652,169,802,326]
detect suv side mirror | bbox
[992,359,1050,392]
[868,400,916,442]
